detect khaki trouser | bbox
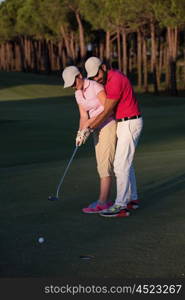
[93,120,117,178]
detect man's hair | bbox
[101,58,111,70]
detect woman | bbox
[62,66,117,213]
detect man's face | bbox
[92,65,107,85]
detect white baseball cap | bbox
[85,57,102,78]
[62,66,80,88]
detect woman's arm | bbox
[82,116,96,129]
[97,90,106,106]
[78,104,89,130]
[82,89,114,129]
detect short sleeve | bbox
[106,72,123,100]
[75,90,84,104]
[92,81,104,96]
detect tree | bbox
[0,0,24,41]
[0,0,185,95]
[63,0,87,59]
[80,0,116,61]
[153,0,185,95]
[0,0,26,71]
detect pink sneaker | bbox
[82,201,113,214]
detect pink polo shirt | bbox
[75,79,104,118]
[105,70,141,119]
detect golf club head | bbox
[48,195,59,201]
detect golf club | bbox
[48,146,79,201]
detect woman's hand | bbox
[75,128,91,146]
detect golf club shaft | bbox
[56,146,78,198]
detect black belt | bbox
[117,115,141,122]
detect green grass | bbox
[0,71,185,279]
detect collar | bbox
[83,79,90,92]
[81,79,90,99]
[106,69,115,83]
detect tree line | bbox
[0,0,185,95]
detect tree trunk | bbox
[143,37,148,92]
[157,37,163,89]
[43,39,51,74]
[99,42,104,60]
[28,38,32,71]
[62,47,67,68]
[74,38,79,61]
[128,35,134,75]
[1,44,6,70]
[69,31,76,61]
[26,37,29,71]
[137,29,142,89]
[75,11,86,59]
[24,37,29,71]
[165,46,170,90]
[38,40,43,71]
[122,28,127,75]
[167,27,178,95]
[32,40,38,73]
[105,30,111,61]
[158,39,163,85]
[10,42,15,70]
[51,42,55,71]
[19,36,26,72]
[117,28,121,70]
[6,42,11,71]
[151,22,158,94]
[129,47,132,74]
[15,42,22,71]
[58,41,63,69]
[60,25,73,59]
[0,45,1,69]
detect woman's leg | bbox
[98,176,112,203]
[94,120,117,203]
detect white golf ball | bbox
[38,237,45,243]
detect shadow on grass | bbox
[0,95,94,166]
[0,94,185,167]
[1,71,185,98]
[0,71,62,90]
[141,172,185,210]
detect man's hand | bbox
[75,128,92,146]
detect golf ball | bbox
[38,237,45,243]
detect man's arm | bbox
[89,97,119,129]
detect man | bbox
[83,57,143,218]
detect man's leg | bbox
[114,118,143,207]
[128,165,138,201]
[126,165,140,209]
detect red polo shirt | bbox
[105,69,141,119]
